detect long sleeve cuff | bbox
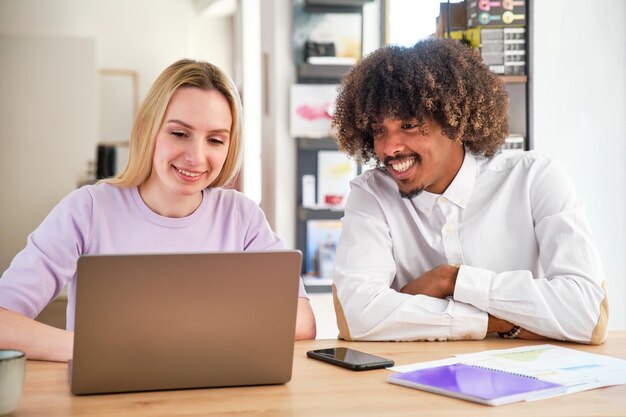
[454,265,494,312]
[448,301,489,340]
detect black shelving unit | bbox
[295,137,347,293]
[297,63,352,84]
[303,0,373,13]
[293,1,373,293]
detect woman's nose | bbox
[184,139,203,164]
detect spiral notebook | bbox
[388,363,566,406]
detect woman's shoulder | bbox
[51,183,136,220]
[205,187,260,211]
[202,187,268,230]
[75,182,134,203]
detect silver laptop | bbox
[70,251,302,395]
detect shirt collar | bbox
[412,147,477,216]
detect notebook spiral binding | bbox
[460,362,538,379]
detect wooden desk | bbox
[17,332,626,416]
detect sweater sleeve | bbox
[236,194,308,298]
[0,188,93,318]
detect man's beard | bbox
[379,153,423,199]
[400,187,423,199]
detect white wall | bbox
[260,0,297,247]
[0,36,97,274]
[0,0,233,98]
[0,0,234,272]
[238,0,263,204]
[532,0,626,330]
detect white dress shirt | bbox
[334,149,608,344]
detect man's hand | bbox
[400,267,548,340]
[487,315,545,340]
[400,265,459,299]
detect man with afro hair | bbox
[331,38,608,345]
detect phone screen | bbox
[307,347,394,371]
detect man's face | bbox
[371,118,465,198]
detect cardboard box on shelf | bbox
[436,2,467,38]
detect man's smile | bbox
[390,158,416,173]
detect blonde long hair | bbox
[105,59,243,188]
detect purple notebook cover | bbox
[389,363,565,405]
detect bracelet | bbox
[498,325,522,339]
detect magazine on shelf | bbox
[317,150,358,209]
[305,219,342,280]
[290,84,339,138]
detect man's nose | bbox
[382,132,404,156]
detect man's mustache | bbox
[383,153,421,166]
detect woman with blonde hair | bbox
[0,59,316,361]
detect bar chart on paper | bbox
[453,344,626,394]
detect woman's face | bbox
[141,87,232,215]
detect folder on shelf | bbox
[388,362,566,406]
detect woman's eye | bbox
[170,131,188,138]
[402,123,416,129]
[208,137,225,145]
[372,128,384,137]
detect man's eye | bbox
[372,128,384,137]
[402,123,416,129]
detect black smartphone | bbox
[306,347,394,371]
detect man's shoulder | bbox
[481,150,551,174]
[352,167,396,190]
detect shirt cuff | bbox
[453,265,494,313]
[449,301,489,340]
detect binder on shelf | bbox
[302,175,316,207]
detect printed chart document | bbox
[388,344,626,406]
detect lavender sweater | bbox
[0,183,306,330]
